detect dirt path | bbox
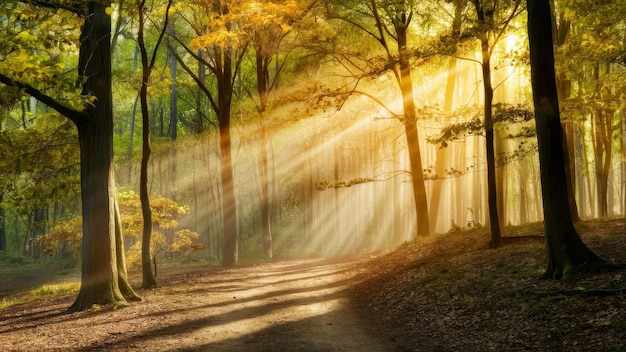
[1,255,398,351]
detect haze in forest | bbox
[0,0,624,276]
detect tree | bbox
[242,0,307,258]
[326,0,431,237]
[172,0,249,265]
[429,0,466,233]
[135,0,174,288]
[0,0,139,310]
[468,0,523,248]
[526,0,603,279]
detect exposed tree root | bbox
[535,263,626,297]
[534,286,626,297]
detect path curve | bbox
[1,255,398,351]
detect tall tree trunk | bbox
[592,108,609,217]
[70,2,139,311]
[527,0,602,279]
[429,57,455,233]
[137,0,156,289]
[562,121,580,222]
[393,138,403,243]
[167,21,178,201]
[0,2,139,310]
[255,51,272,259]
[218,50,238,266]
[518,158,529,224]
[0,194,6,251]
[138,80,155,289]
[128,96,138,184]
[396,24,430,238]
[495,128,506,226]
[473,0,502,248]
[259,120,272,258]
[168,44,177,140]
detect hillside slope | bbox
[350,218,626,351]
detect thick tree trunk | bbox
[70,2,131,312]
[527,0,602,279]
[0,1,138,310]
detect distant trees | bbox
[171,0,250,265]
[552,0,626,219]
[243,0,311,259]
[0,0,624,287]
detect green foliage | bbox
[0,1,83,108]
[315,177,375,190]
[428,104,535,148]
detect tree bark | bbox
[69,1,132,312]
[0,1,139,310]
[526,0,603,279]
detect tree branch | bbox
[0,73,87,125]
[19,0,84,16]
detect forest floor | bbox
[1,217,626,351]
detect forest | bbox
[0,0,626,349]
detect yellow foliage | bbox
[39,192,200,260]
[118,191,190,237]
[169,229,203,252]
[37,217,82,256]
[190,30,244,51]
[125,231,168,269]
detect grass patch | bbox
[0,282,80,310]
[31,283,80,298]
[0,297,23,309]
